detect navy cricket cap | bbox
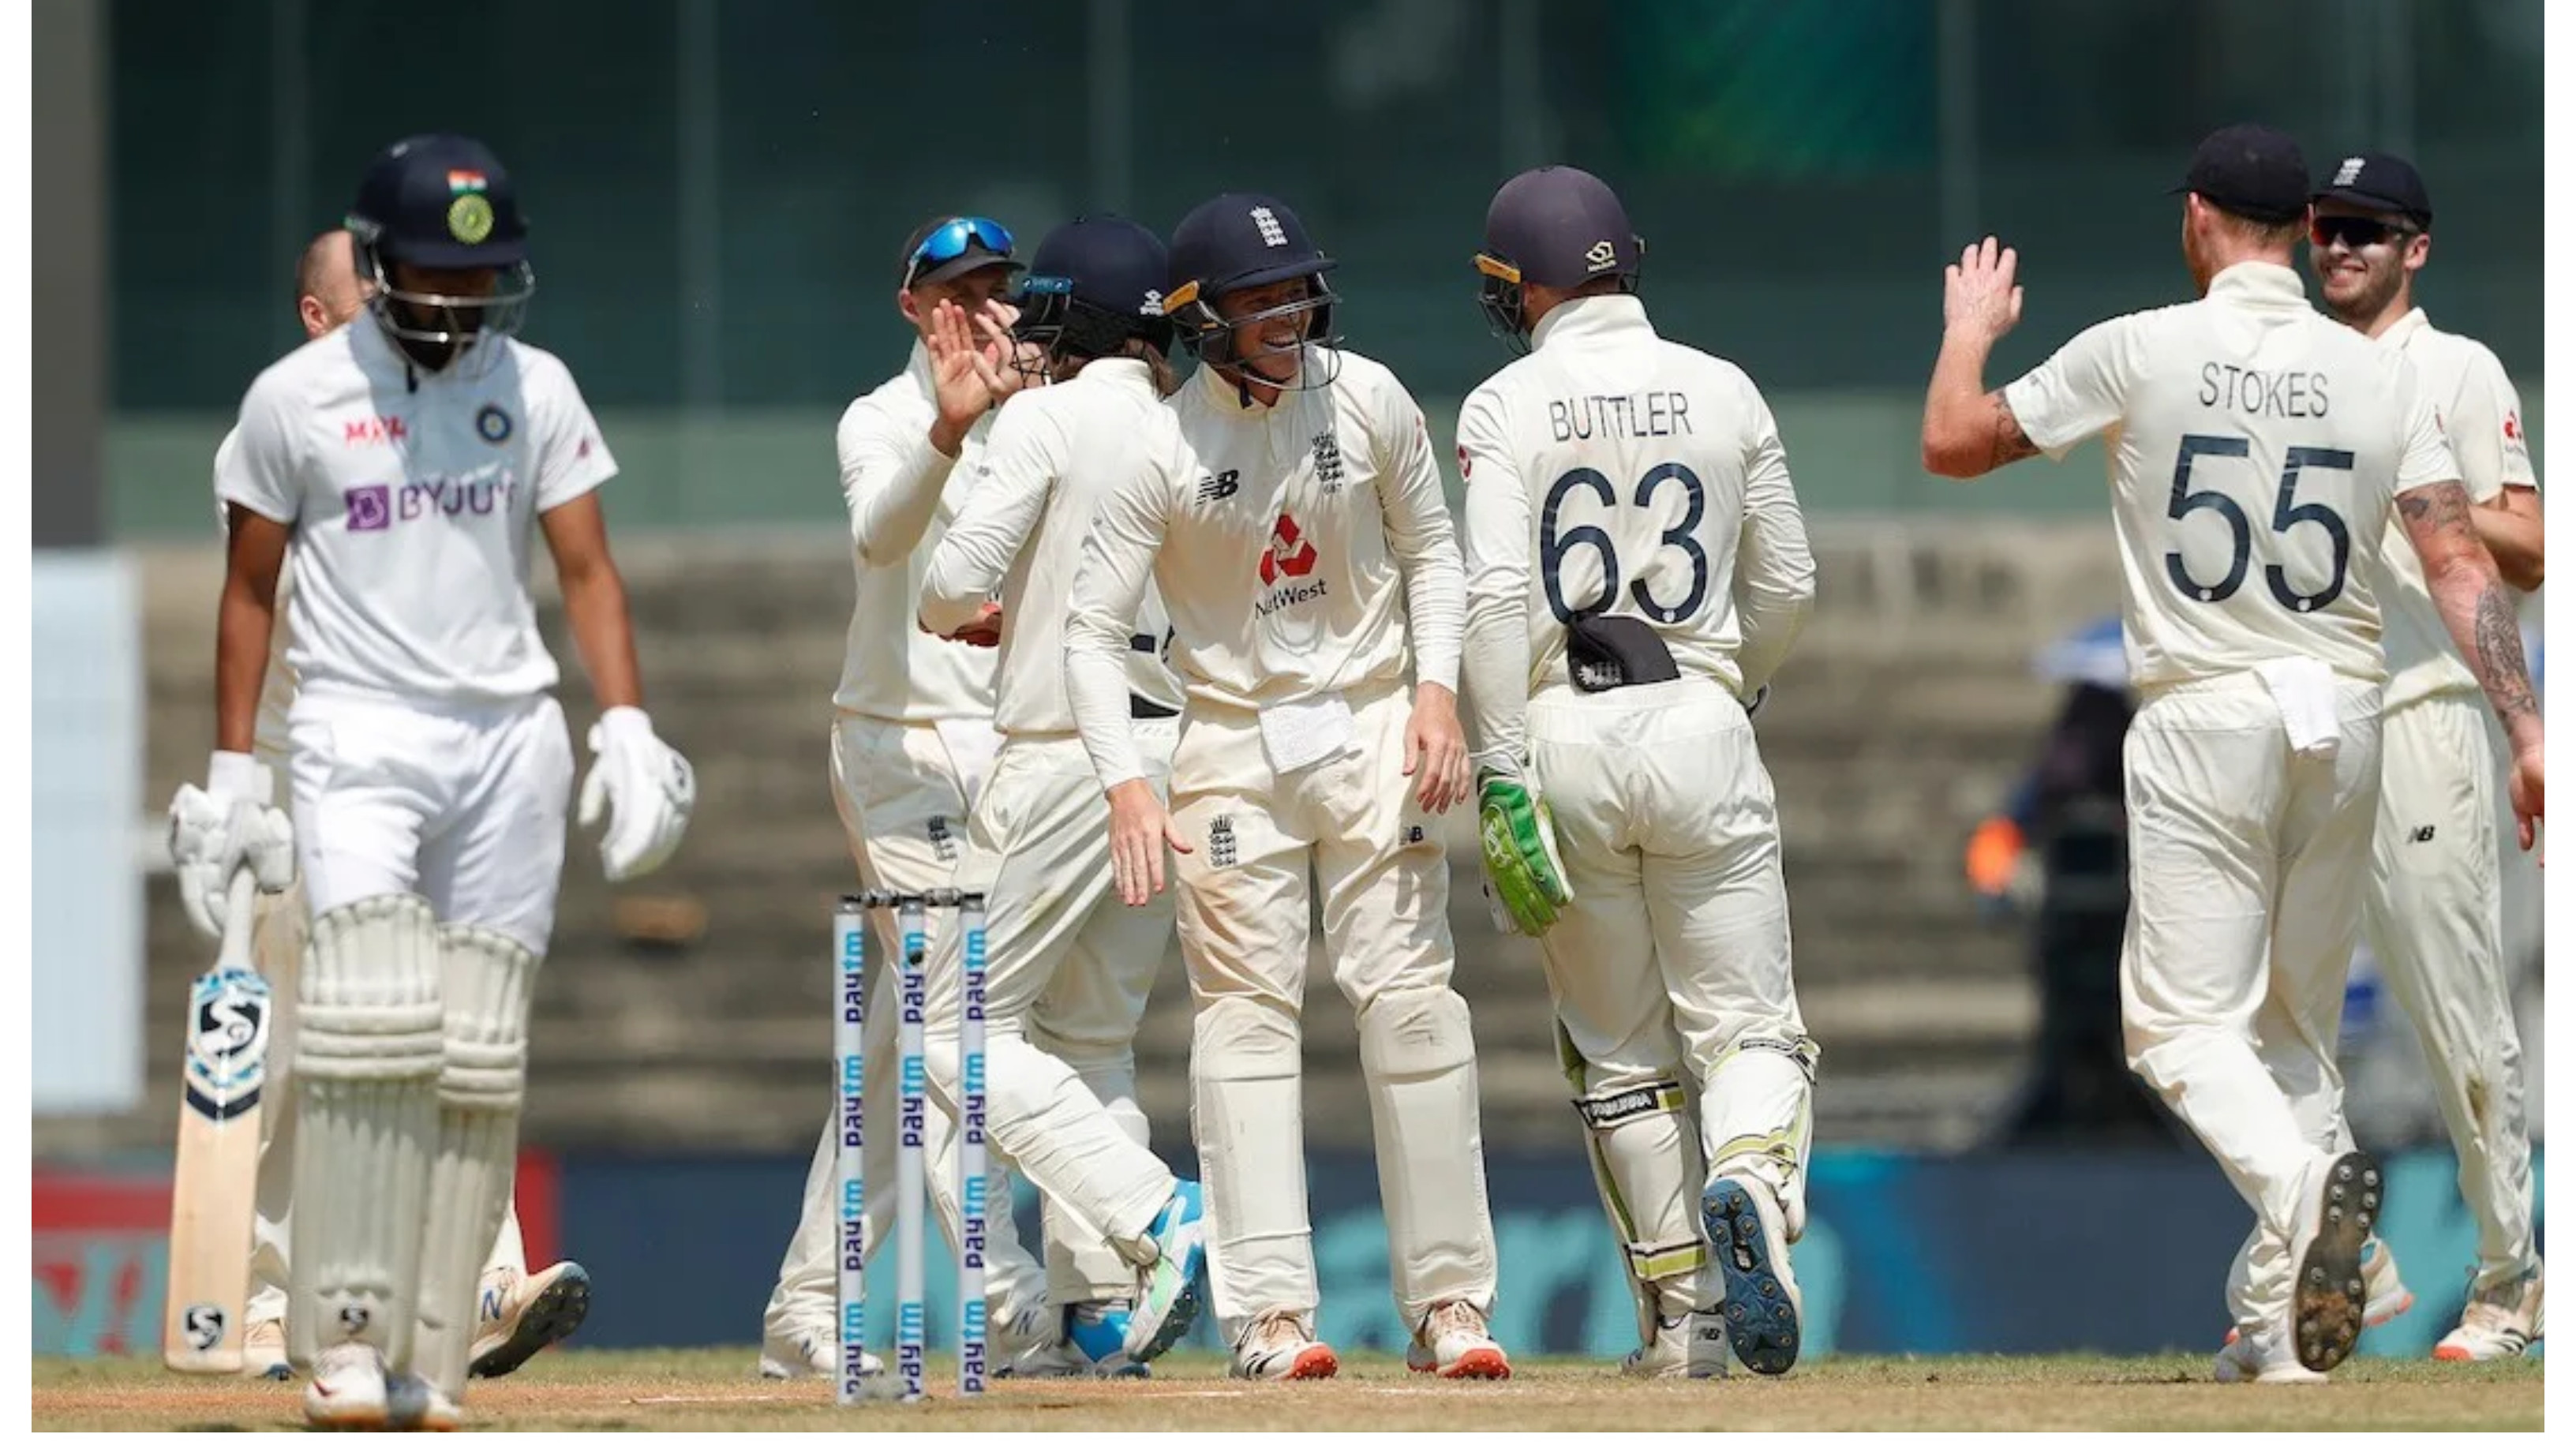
[2171,124,2312,226]
[346,133,528,269]
[1024,215,1170,324]
[1481,166,1643,288]
[2312,152,2433,230]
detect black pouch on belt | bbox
[1566,612,1680,693]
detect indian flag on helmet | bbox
[447,170,488,194]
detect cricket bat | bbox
[163,869,272,1373]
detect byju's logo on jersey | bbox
[1197,468,1241,504]
[1258,512,1318,586]
[1310,432,1344,490]
[345,485,393,531]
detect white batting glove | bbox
[578,707,695,882]
[167,751,297,939]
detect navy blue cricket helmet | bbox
[344,133,535,372]
[1009,215,1174,377]
[1473,166,1644,354]
[1164,193,1342,384]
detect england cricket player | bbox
[168,133,695,1428]
[756,215,1072,1380]
[1456,166,1818,1380]
[1065,192,1507,1381]
[220,229,592,1385]
[2308,152,2545,1361]
[1918,125,2544,1384]
[916,215,1212,1372]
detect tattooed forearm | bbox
[1985,393,2039,470]
[2470,582,2540,726]
[2397,480,2473,531]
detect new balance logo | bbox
[2411,825,2437,844]
[1250,207,1288,247]
[1197,469,1241,504]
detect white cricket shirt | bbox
[2002,262,2457,691]
[919,358,1184,737]
[2368,308,2539,710]
[1064,345,1466,789]
[1455,294,1815,766]
[214,319,618,706]
[829,343,1002,724]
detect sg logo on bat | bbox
[183,968,271,1117]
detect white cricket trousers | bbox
[765,715,1046,1343]
[1166,679,1500,1348]
[1528,679,1818,1259]
[2118,671,2383,1331]
[921,723,1181,1303]
[2362,691,2537,1292]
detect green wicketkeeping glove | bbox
[1478,771,1572,937]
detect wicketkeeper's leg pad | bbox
[1701,1035,1820,1241]
[1572,1070,1716,1337]
[412,923,539,1397]
[289,893,446,1370]
[1357,986,1500,1334]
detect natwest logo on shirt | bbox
[1257,512,1317,585]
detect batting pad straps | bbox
[437,923,539,1113]
[1574,1079,1690,1130]
[296,893,446,1081]
[1571,1075,1712,1304]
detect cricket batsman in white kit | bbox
[916,215,1214,1372]
[758,215,1069,1380]
[1919,125,2544,1384]
[1455,167,1819,1380]
[170,133,695,1428]
[1065,192,1507,1382]
[209,228,591,1384]
[2306,152,2546,1360]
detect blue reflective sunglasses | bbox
[904,216,1014,289]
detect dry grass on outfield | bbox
[32,1348,2543,1432]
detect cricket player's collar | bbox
[1196,354,1303,415]
[904,339,934,397]
[1529,293,1651,351]
[2377,306,2433,349]
[1080,356,1159,396]
[2204,261,2308,310]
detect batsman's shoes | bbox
[1622,1310,1730,1380]
[2225,1236,2413,1348]
[1404,1300,1511,1380]
[758,1325,882,1380]
[1230,1311,1339,1381]
[242,1318,292,1380]
[2434,1266,2544,1362]
[2213,1327,2329,1384]
[387,1370,463,1431]
[302,1342,392,1430]
[990,1294,1074,1379]
[1704,1176,1803,1376]
[1064,1300,1155,1379]
[470,1261,593,1379]
[1125,1182,1208,1363]
[2288,1150,2382,1374]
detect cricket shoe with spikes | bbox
[2434,1266,2544,1362]
[1123,1182,1208,1364]
[388,1369,463,1431]
[2225,1237,2412,1348]
[1622,1309,1730,1380]
[1406,1300,1511,1380]
[242,1317,293,1380]
[2288,1150,2383,1373]
[1230,1311,1339,1381]
[470,1262,592,1378]
[758,1323,882,1380]
[302,1342,392,1430]
[2213,1327,2329,1384]
[1704,1175,1804,1376]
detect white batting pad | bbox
[288,893,445,1370]
[413,923,539,1397]
[1356,987,1500,1335]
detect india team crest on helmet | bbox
[448,193,496,245]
